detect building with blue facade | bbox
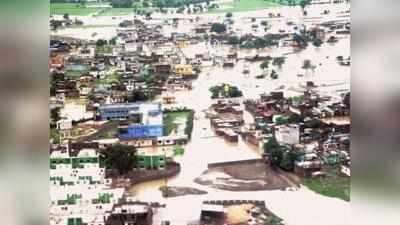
[119,124,163,139]
[98,103,164,139]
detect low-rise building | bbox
[50,145,125,225]
[275,124,300,145]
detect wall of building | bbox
[119,124,164,139]
[136,155,166,170]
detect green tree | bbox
[287,113,303,123]
[260,59,271,71]
[270,69,278,79]
[50,128,60,144]
[109,37,117,45]
[50,107,61,125]
[313,38,323,47]
[261,20,268,27]
[299,0,311,11]
[302,59,315,76]
[280,150,298,171]
[96,39,107,47]
[263,137,280,154]
[143,0,150,7]
[127,90,149,102]
[177,6,185,13]
[272,57,286,68]
[227,36,240,45]
[111,0,133,8]
[226,12,233,18]
[270,147,283,168]
[210,23,227,33]
[100,144,136,175]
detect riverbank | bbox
[194,160,301,191]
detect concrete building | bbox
[136,147,167,170]
[50,145,124,225]
[105,203,153,225]
[275,124,300,145]
[98,103,162,121]
[57,118,73,140]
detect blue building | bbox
[98,103,162,121]
[119,124,163,140]
[98,103,164,139]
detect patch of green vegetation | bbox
[265,215,284,225]
[50,3,102,15]
[163,111,190,136]
[95,71,121,85]
[209,84,243,99]
[50,128,60,144]
[207,0,279,13]
[98,130,117,139]
[303,166,350,201]
[97,2,156,16]
[96,45,113,54]
[173,146,185,156]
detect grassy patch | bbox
[96,45,113,54]
[50,3,102,15]
[50,128,60,144]
[98,130,118,139]
[163,111,190,136]
[97,2,156,16]
[303,166,350,201]
[98,7,136,16]
[207,0,279,13]
[95,71,121,85]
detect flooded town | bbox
[49,1,350,225]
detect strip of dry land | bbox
[194,160,301,191]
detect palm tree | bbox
[260,59,271,75]
[302,59,315,76]
[272,57,286,69]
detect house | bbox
[200,204,225,225]
[98,103,162,121]
[275,124,300,145]
[50,55,65,69]
[174,64,194,77]
[136,148,167,170]
[105,203,153,225]
[56,118,73,140]
[294,160,322,178]
[152,63,172,75]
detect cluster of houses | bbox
[49,3,350,223]
[242,87,350,177]
[206,84,350,178]
[50,18,202,225]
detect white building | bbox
[275,124,300,145]
[50,146,124,225]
